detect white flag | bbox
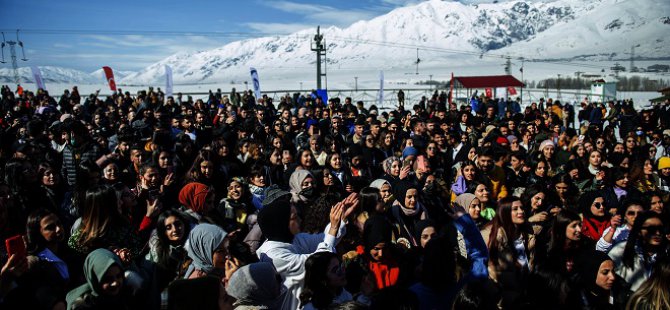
[250,67,261,102]
[30,66,46,91]
[165,65,173,97]
[378,71,384,106]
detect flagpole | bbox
[520,58,524,106]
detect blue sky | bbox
[0,0,438,73]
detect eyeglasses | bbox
[641,225,664,235]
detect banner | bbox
[250,67,261,101]
[496,87,506,98]
[165,65,173,97]
[507,86,517,96]
[485,88,493,98]
[102,66,117,91]
[30,66,45,91]
[378,71,384,106]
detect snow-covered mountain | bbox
[0,66,97,84]
[121,0,669,85]
[0,66,136,85]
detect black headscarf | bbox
[393,180,418,208]
[413,219,436,245]
[257,196,293,243]
[363,215,393,253]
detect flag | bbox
[250,67,261,101]
[165,65,173,97]
[507,86,517,96]
[378,71,384,106]
[485,88,493,98]
[30,66,46,91]
[102,66,117,91]
[316,89,328,104]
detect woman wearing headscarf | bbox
[454,193,487,229]
[380,156,402,185]
[226,262,283,309]
[389,180,428,249]
[178,182,215,224]
[369,179,394,211]
[66,249,131,310]
[183,223,228,280]
[255,188,350,310]
[289,169,317,207]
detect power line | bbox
[6,28,614,72]
[0,28,298,39]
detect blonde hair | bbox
[626,259,670,310]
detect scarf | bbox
[369,261,400,290]
[382,156,401,176]
[249,183,265,196]
[288,169,314,203]
[66,249,123,308]
[451,175,468,196]
[185,224,227,276]
[179,182,211,215]
[227,262,282,308]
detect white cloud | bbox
[245,22,315,34]
[258,1,379,28]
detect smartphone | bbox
[5,235,26,258]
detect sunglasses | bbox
[641,225,665,235]
[593,202,604,209]
[626,211,642,216]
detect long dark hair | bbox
[300,251,340,309]
[153,209,191,267]
[76,185,125,250]
[26,208,60,254]
[622,211,665,268]
[547,209,582,256]
[487,197,531,262]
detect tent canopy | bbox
[454,75,524,88]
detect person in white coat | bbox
[256,187,358,310]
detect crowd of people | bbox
[0,83,669,310]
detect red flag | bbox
[485,88,492,98]
[102,66,117,91]
[507,86,517,95]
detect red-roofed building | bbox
[451,75,525,101]
[453,75,524,89]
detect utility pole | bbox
[557,74,562,100]
[629,46,637,72]
[575,71,584,99]
[1,30,29,85]
[310,26,327,90]
[415,48,421,75]
[354,77,358,92]
[429,74,433,91]
[504,56,512,75]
